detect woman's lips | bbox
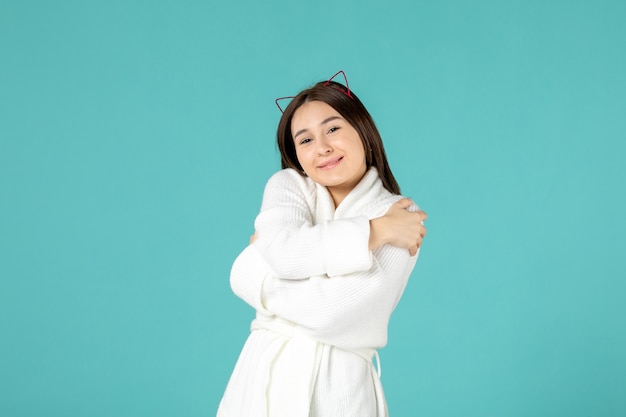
[318,156,343,170]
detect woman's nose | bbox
[317,139,332,155]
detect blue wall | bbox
[1,1,624,416]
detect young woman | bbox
[217,72,427,417]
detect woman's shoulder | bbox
[368,189,421,218]
[260,168,317,208]
[266,167,304,182]
[265,168,315,191]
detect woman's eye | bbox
[299,138,312,145]
[328,126,340,134]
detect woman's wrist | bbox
[368,217,388,250]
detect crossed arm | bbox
[230,170,426,345]
[251,169,426,280]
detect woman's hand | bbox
[369,198,427,256]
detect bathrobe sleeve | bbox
[252,169,372,279]
[273,250,418,347]
[231,235,419,348]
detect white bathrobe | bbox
[217,167,420,417]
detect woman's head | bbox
[277,78,401,195]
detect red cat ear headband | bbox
[275,70,353,113]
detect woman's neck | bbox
[328,186,350,208]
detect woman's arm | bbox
[230,244,273,316]
[231,239,418,348]
[231,207,425,347]
[253,169,373,279]
[253,170,427,280]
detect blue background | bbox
[1,1,625,416]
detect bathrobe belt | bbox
[250,315,386,417]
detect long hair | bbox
[277,80,401,195]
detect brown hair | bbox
[277,80,401,195]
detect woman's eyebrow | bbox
[294,116,342,139]
[320,116,341,125]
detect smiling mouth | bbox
[318,156,343,169]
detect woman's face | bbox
[291,100,367,205]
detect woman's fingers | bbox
[393,197,413,210]
[373,199,428,252]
